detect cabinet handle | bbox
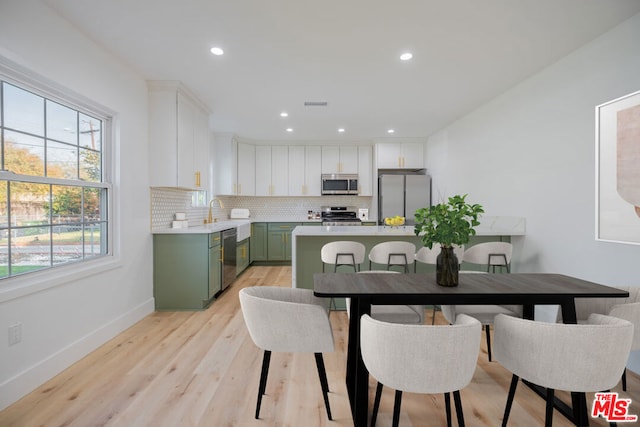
[220,247,224,262]
[242,246,246,258]
[195,171,201,187]
[239,183,242,194]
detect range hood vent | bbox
[304,101,328,107]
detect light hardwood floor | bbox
[1,266,639,426]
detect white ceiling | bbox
[44,0,640,142]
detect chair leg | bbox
[431,305,438,325]
[622,368,627,392]
[444,392,452,427]
[453,390,465,427]
[255,350,271,419]
[545,388,555,427]
[600,390,618,427]
[314,353,332,420]
[485,324,492,362]
[392,390,403,427]
[371,382,384,427]
[502,374,519,427]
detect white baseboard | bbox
[0,298,155,410]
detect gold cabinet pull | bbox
[195,171,201,187]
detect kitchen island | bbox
[291,216,526,308]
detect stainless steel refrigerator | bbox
[378,173,431,225]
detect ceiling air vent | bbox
[304,101,328,107]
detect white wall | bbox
[0,2,154,409]
[426,13,640,368]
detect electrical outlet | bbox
[8,323,22,346]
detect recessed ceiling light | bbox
[338,128,345,133]
[280,112,288,117]
[286,128,293,132]
[387,129,395,134]
[210,47,224,56]
[400,52,413,61]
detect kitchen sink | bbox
[235,221,251,241]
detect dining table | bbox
[313,272,630,427]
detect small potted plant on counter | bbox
[414,194,484,286]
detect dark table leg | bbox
[345,297,371,427]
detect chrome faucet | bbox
[205,198,224,224]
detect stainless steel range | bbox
[320,206,362,226]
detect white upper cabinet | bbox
[289,145,321,196]
[271,146,289,196]
[236,142,255,196]
[358,146,373,196]
[321,145,358,174]
[288,146,305,196]
[376,142,424,169]
[213,133,235,195]
[304,146,322,196]
[255,146,288,196]
[148,81,210,191]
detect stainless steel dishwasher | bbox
[221,228,237,293]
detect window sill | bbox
[0,256,122,303]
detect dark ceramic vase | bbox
[436,246,459,287]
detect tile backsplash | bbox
[150,187,373,230]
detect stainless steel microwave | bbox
[321,174,359,195]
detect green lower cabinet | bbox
[237,238,250,275]
[153,233,221,310]
[209,235,222,296]
[267,223,299,261]
[250,223,268,262]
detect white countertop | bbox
[152,215,525,236]
[152,219,251,234]
[292,216,526,237]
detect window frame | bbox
[0,56,117,298]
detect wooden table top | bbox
[313,272,629,305]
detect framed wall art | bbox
[596,89,640,245]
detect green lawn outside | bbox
[0,265,46,277]
[1,230,101,245]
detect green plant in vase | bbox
[414,194,484,286]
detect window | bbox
[0,78,111,280]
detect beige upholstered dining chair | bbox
[321,241,366,272]
[360,313,482,427]
[441,241,520,361]
[368,241,416,272]
[414,245,465,324]
[462,241,512,272]
[239,286,335,420]
[441,299,521,362]
[494,313,634,427]
[321,241,366,310]
[363,241,425,324]
[562,286,640,391]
